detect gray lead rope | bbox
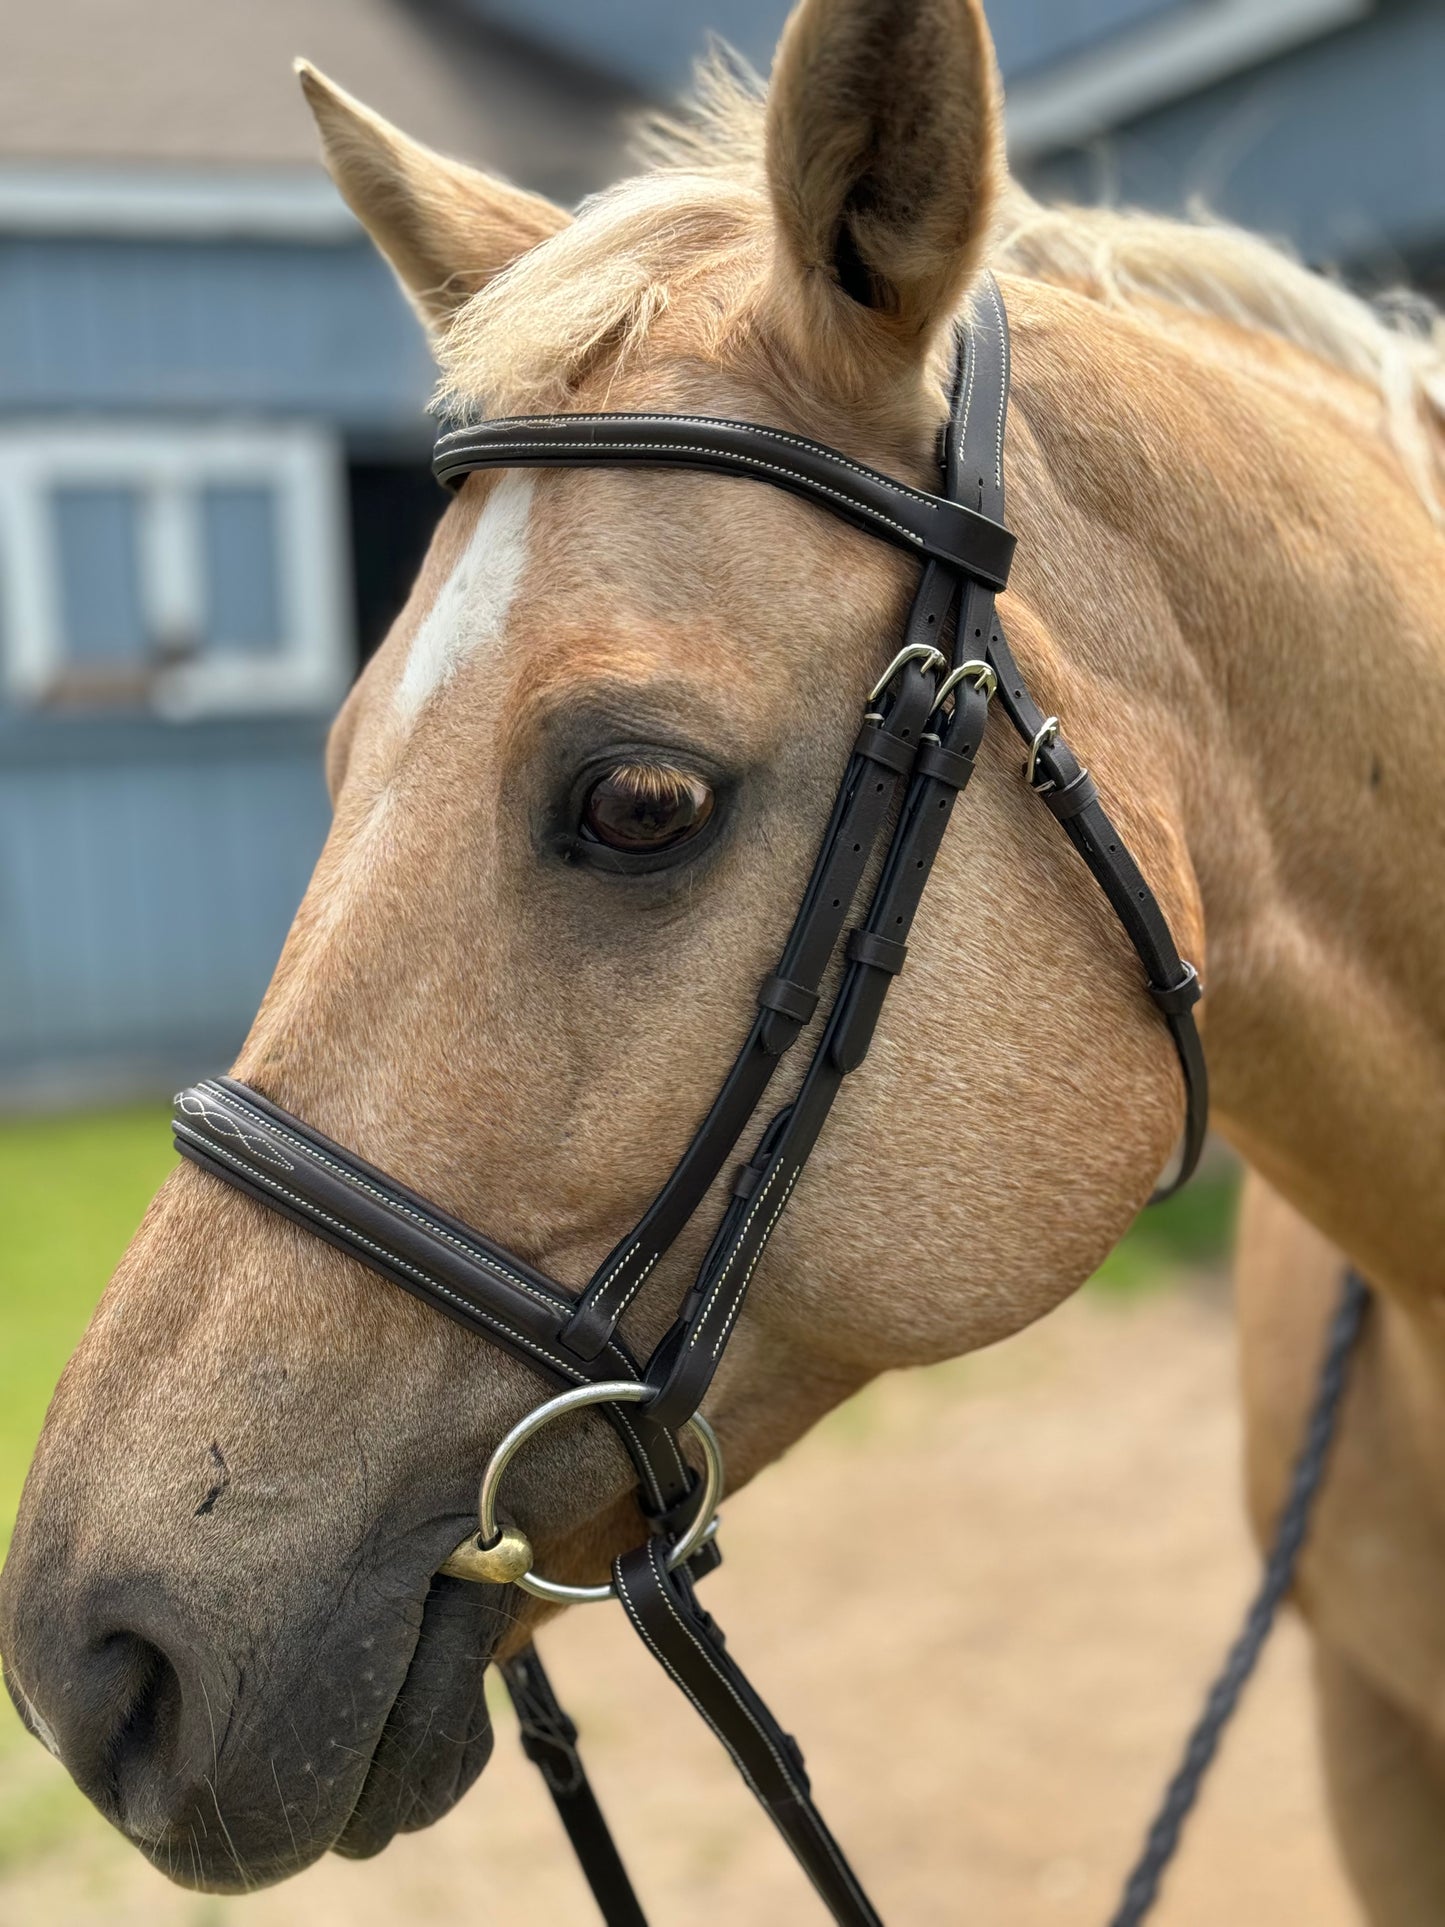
[1110,1267,1370,1926]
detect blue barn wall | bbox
[0,235,433,431]
[0,717,330,1101]
[1031,0,1445,271]
[0,233,434,1105]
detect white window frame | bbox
[0,420,353,717]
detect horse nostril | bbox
[99,1631,186,1835]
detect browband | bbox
[432,412,1017,591]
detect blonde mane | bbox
[437,52,1445,511]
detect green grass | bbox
[0,1105,176,1552]
[0,1104,178,1865]
[1087,1161,1239,1294]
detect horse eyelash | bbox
[601,761,700,805]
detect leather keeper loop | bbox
[730,1161,765,1203]
[847,928,908,975]
[853,720,917,777]
[914,739,975,789]
[756,974,819,1027]
[1043,767,1098,821]
[640,1471,704,1539]
[1149,962,1203,1015]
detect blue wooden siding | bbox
[0,717,330,1097]
[1029,1,1445,269]
[0,232,429,1101]
[0,236,433,429]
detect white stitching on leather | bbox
[586,1244,659,1319]
[596,1249,660,1322]
[687,1153,793,1352]
[621,1544,860,1896]
[444,440,943,554]
[175,1090,294,1170]
[175,1126,588,1384]
[447,415,932,506]
[195,1084,557,1315]
[958,317,979,451]
[985,275,1008,494]
[708,1165,801,1362]
[613,1560,772,1810]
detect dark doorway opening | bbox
[347,459,446,669]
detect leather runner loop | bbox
[756,973,820,1031]
[913,737,976,788]
[501,1646,649,1927]
[852,718,918,775]
[846,929,908,974]
[1149,963,1202,1017]
[613,1540,883,1927]
[434,412,1015,589]
[1042,767,1099,821]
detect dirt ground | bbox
[0,1278,1361,1927]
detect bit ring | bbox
[450,1381,723,1606]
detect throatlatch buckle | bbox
[1024,715,1061,789]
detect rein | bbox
[168,275,1358,1922]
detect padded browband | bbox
[432,413,1017,591]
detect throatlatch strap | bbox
[984,621,1208,1199]
[502,1646,648,1927]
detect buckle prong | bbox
[867,643,946,706]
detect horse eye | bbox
[580,764,715,853]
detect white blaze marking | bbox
[395,474,533,719]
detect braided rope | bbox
[1109,1268,1370,1927]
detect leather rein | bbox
[171,276,1356,1924]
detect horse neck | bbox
[1009,282,1445,1301]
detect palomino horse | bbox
[2,0,1442,1915]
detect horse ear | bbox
[763,0,1004,400]
[295,62,571,332]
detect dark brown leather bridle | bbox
[171,277,1360,1924]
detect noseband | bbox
[175,278,1222,1923]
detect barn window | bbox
[0,423,351,714]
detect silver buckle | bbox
[867,643,946,707]
[927,659,997,721]
[1024,716,1061,789]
